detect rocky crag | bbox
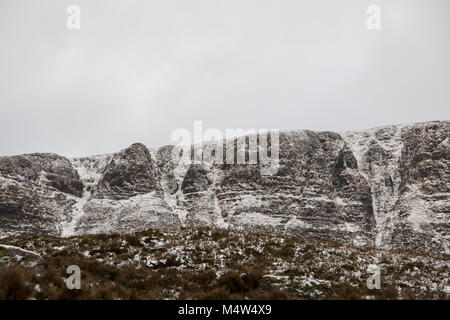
[0,121,448,254]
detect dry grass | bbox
[0,227,448,300]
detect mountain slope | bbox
[0,120,448,254]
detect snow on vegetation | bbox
[0,227,448,300]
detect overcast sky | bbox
[0,0,449,157]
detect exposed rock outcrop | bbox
[0,121,448,254]
[0,154,81,235]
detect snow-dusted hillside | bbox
[0,120,448,254]
[1,227,449,299]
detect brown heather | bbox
[0,227,448,300]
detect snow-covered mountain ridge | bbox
[0,120,448,254]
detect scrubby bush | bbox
[0,266,32,300]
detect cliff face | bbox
[342,121,449,253]
[0,121,448,254]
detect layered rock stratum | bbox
[0,120,448,254]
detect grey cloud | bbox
[0,0,449,156]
